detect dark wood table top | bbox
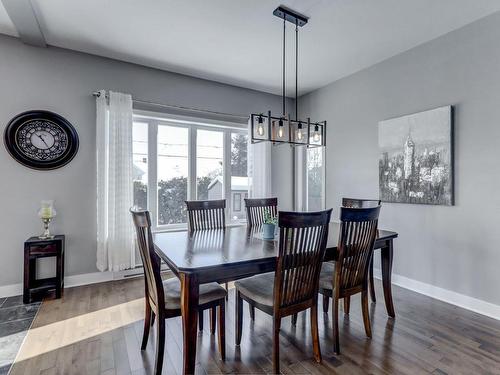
[154,223,398,276]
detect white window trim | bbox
[133,110,248,231]
[134,109,247,131]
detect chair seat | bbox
[234,272,275,307]
[319,262,335,290]
[163,278,227,310]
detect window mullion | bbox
[148,121,158,228]
[188,127,197,200]
[223,130,231,221]
[321,147,326,209]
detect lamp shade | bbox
[309,122,325,146]
[251,114,269,141]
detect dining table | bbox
[153,223,398,374]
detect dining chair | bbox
[319,205,380,354]
[244,197,278,320]
[235,209,333,374]
[186,199,226,231]
[341,197,381,306]
[342,197,381,208]
[131,209,227,375]
[244,197,278,227]
[185,199,229,309]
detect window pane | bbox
[231,133,248,221]
[157,125,188,225]
[307,147,324,211]
[133,122,148,209]
[197,130,223,200]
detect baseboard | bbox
[0,266,173,298]
[373,268,500,321]
[0,283,22,298]
[0,271,115,298]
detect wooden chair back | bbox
[130,209,165,312]
[185,199,226,231]
[274,209,333,312]
[244,197,278,227]
[342,198,381,208]
[335,206,381,296]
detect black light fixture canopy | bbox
[250,5,326,148]
[272,6,308,27]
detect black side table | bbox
[23,235,65,304]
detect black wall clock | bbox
[3,110,79,170]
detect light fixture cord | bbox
[295,20,298,120]
[282,16,286,116]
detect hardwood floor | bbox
[9,277,500,375]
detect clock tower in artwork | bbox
[403,129,415,180]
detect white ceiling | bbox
[1,0,500,96]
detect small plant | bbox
[262,209,277,239]
[263,209,277,225]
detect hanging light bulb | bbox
[257,114,265,136]
[313,124,321,142]
[296,122,303,141]
[278,118,284,138]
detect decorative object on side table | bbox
[262,209,277,240]
[3,110,79,170]
[38,200,56,239]
[24,235,65,304]
[378,105,454,205]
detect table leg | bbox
[381,240,395,318]
[368,255,376,302]
[181,273,199,374]
[23,244,30,304]
[56,249,62,299]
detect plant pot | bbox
[262,223,276,239]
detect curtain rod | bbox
[92,91,249,120]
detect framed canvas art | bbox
[378,106,454,205]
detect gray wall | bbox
[0,34,293,287]
[299,12,500,306]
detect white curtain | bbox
[96,90,135,272]
[247,118,272,198]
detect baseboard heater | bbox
[122,265,172,279]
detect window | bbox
[132,122,148,209]
[132,112,248,229]
[197,130,223,200]
[294,147,325,211]
[230,132,248,221]
[233,193,242,212]
[306,147,325,211]
[157,125,189,225]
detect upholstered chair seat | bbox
[319,262,336,291]
[234,273,275,307]
[162,278,227,309]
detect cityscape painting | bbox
[378,106,454,205]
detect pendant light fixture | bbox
[250,5,326,148]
